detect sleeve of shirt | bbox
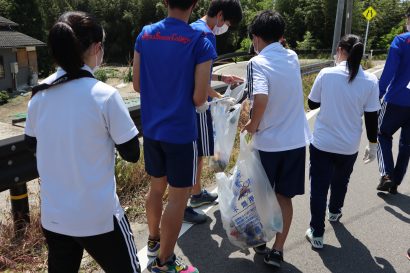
[104,91,139,145]
[25,98,37,137]
[379,36,402,98]
[195,35,217,65]
[308,70,324,103]
[364,79,382,112]
[134,29,144,53]
[247,60,268,96]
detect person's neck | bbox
[168,8,191,23]
[202,15,215,29]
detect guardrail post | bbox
[10,183,30,233]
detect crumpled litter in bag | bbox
[216,132,283,249]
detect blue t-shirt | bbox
[135,17,217,143]
[190,19,217,50]
[191,19,217,101]
[380,32,410,106]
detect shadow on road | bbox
[178,210,303,273]
[377,192,410,224]
[317,222,396,273]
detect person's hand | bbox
[363,142,378,164]
[242,120,258,134]
[196,102,209,113]
[222,75,244,85]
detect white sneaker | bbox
[327,209,342,222]
[305,227,324,249]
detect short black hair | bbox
[167,0,197,11]
[207,0,243,27]
[248,10,285,43]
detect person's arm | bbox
[193,60,213,106]
[308,70,323,110]
[243,94,268,134]
[132,51,140,93]
[208,86,223,99]
[115,135,140,163]
[364,111,378,143]
[379,36,402,99]
[212,73,244,85]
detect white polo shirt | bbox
[25,66,139,236]
[247,42,311,152]
[308,61,380,155]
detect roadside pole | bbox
[331,0,346,58]
[362,6,377,56]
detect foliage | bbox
[297,31,318,50]
[0,0,407,77]
[94,68,108,82]
[0,91,9,105]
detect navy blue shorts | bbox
[258,147,306,198]
[143,137,198,188]
[196,109,214,157]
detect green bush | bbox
[123,66,133,83]
[0,91,9,104]
[94,69,108,82]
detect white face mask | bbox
[93,45,104,73]
[213,19,229,35]
[253,38,260,55]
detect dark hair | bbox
[248,11,285,43]
[338,34,364,83]
[48,11,104,75]
[207,0,243,27]
[167,0,197,10]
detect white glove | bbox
[219,97,236,106]
[363,142,377,164]
[196,101,209,113]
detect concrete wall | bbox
[0,48,16,91]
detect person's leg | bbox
[42,227,84,273]
[190,110,217,205]
[155,140,198,268]
[79,216,140,273]
[272,193,292,252]
[393,121,410,188]
[328,152,358,215]
[143,138,167,242]
[159,186,191,262]
[308,145,334,238]
[191,156,204,195]
[377,102,405,189]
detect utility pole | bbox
[331,0,346,58]
[345,0,353,35]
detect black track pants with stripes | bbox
[43,215,141,273]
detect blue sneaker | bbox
[190,190,218,208]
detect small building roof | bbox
[0,16,19,27]
[0,30,45,48]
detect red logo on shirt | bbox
[142,32,191,44]
[406,38,410,44]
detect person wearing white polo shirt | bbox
[306,34,380,249]
[25,11,141,273]
[243,11,311,268]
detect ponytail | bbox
[48,22,83,75]
[47,11,104,75]
[338,34,364,83]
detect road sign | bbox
[363,6,377,21]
